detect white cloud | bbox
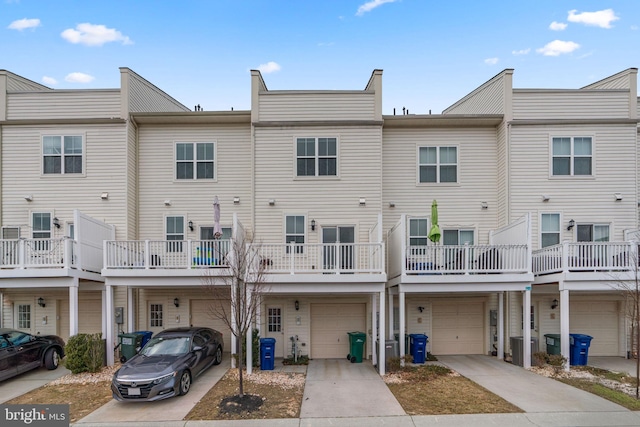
[356,0,398,16]
[484,57,499,65]
[42,76,57,85]
[61,23,132,46]
[536,40,580,56]
[567,9,619,29]
[512,48,530,55]
[549,21,567,31]
[65,72,95,83]
[257,61,281,74]
[8,18,40,30]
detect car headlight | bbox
[152,373,175,385]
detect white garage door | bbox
[570,301,618,356]
[190,299,232,352]
[431,301,484,355]
[311,303,366,359]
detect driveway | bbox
[589,356,638,377]
[438,355,629,413]
[0,365,71,404]
[300,359,405,418]
[75,358,230,424]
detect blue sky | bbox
[3,0,639,113]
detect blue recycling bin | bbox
[134,331,153,349]
[409,333,428,364]
[260,338,276,370]
[569,334,593,366]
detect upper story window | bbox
[176,142,215,180]
[200,226,232,241]
[296,137,337,177]
[419,146,457,183]
[32,212,51,239]
[552,137,592,176]
[285,215,305,253]
[443,229,474,245]
[577,223,609,242]
[166,216,184,252]
[43,135,83,174]
[541,213,560,248]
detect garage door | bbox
[570,301,618,356]
[190,299,232,352]
[311,303,366,359]
[431,301,484,355]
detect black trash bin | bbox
[260,338,275,370]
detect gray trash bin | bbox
[510,336,539,366]
[376,339,398,371]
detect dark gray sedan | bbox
[111,327,223,402]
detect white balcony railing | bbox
[533,242,637,275]
[104,240,231,269]
[0,238,77,269]
[404,244,530,275]
[254,242,384,274]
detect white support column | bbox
[69,280,79,337]
[387,290,394,338]
[399,291,406,358]
[371,293,378,366]
[498,292,504,360]
[523,289,531,369]
[560,287,570,371]
[378,290,386,376]
[127,287,134,333]
[105,284,115,366]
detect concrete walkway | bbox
[438,355,629,413]
[0,365,71,403]
[589,356,638,377]
[76,358,230,424]
[300,359,405,418]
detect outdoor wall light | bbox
[567,219,575,231]
[359,198,366,206]
[101,192,109,200]
[233,196,240,204]
[188,220,194,231]
[295,300,300,311]
[24,195,33,202]
[173,298,180,308]
[542,195,550,202]
[480,202,488,210]
[614,193,623,201]
[268,199,276,206]
[418,306,424,313]
[311,219,316,231]
[53,217,61,229]
[389,202,395,208]
[551,299,559,310]
[164,199,171,206]
[38,297,46,308]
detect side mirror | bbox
[192,345,203,352]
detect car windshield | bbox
[140,336,190,356]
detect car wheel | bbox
[44,348,59,370]
[178,371,191,396]
[213,346,223,365]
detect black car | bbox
[111,327,223,402]
[0,328,65,382]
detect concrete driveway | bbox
[438,355,629,413]
[300,359,405,418]
[75,358,230,424]
[0,365,71,404]
[589,356,638,377]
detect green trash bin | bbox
[347,331,366,363]
[544,334,561,355]
[118,332,144,363]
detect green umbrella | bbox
[428,199,441,243]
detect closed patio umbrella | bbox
[213,196,222,239]
[428,199,441,243]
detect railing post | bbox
[290,242,295,275]
[562,242,569,273]
[187,240,193,269]
[464,243,470,275]
[335,241,340,275]
[63,238,71,269]
[19,239,25,269]
[145,240,151,269]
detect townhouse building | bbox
[1,66,637,374]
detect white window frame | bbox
[175,142,216,180]
[17,304,31,329]
[31,212,52,239]
[166,215,185,253]
[295,137,338,178]
[540,213,561,248]
[418,146,458,184]
[550,136,593,177]
[442,228,475,245]
[576,223,610,242]
[285,215,306,254]
[267,307,282,332]
[41,133,85,176]
[149,303,163,328]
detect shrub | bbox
[547,354,567,367]
[65,333,105,374]
[283,354,309,365]
[387,356,402,372]
[533,351,549,367]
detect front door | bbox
[264,306,285,358]
[322,226,355,272]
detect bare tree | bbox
[201,233,269,397]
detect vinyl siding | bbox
[125,70,189,113]
[137,124,252,239]
[496,123,508,226]
[126,120,138,239]
[513,90,630,120]
[253,126,383,244]
[508,124,637,248]
[7,91,121,120]
[1,124,130,240]
[7,74,51,92]
[258,92,376,121]
[443,78,504,115]
[381,127,499,241]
